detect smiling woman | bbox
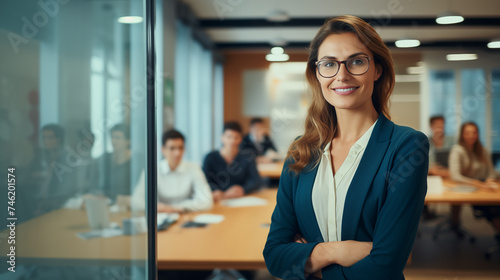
[263,15,429,280]
[315,33,381,114]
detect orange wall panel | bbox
[223,51,309,133]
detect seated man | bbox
[240,117,279,163]
[426,116,455,220]
[132,130,213,213]
[428,115,454,177]
[93,124,133,203]
[203,121,262,202]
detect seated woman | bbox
[449,122,500,241]
[203,121,262,202]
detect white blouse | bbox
[312,120,377,242]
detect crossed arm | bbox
[264,131,429,280]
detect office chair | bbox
[491,152,500,168]
[472,208,500,259]
[432,206,476,243]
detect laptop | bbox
[435,150,450,168]
[84,196,110,229]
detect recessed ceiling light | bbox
[118,16,143,24]
[446,53,478,61]
[271,47,284,55]
[395,39,421,48]
[436,12,464,24]
[487,40,500,49]
[266,53,290,62]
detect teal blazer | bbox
[263,114,429,280]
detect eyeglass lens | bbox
[318,57,369,77]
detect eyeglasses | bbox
[315,56,372,78]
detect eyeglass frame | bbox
[315,56,373,78]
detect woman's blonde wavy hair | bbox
[286,15,395,173]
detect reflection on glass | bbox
[493,70,500,154]
[0,0,150,279]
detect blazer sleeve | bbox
[202,153,220,191]
[323,130,429,280]
[263,160,321,280]
[242,158,262,193]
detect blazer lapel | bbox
[341,114,394,240]
[296,163,324,242]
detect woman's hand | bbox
[294,234,308,243]
[157,203,179,213]
[305,240,373,274]
[333,240,373,267]
[223,185,245,199]
[474,180,498,192]
[212,190,224,203]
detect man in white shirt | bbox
[132,130,213,213]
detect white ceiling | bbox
[183,0,500,18]
[181,0,500,49]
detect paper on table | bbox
[63,197,84,209]
[76,227,123,240]
[427,176,444,194]
[221,196,268,207]
[193,214,225,224]
[452,185,477,193]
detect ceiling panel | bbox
[183,0,500,19]
[180,0,500,50]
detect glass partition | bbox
[491,69,500,154]
[0,0,155,279]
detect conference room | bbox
[1,0,500,279]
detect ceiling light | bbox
[407,66,424,75]
[395,39,421,48]
[446,53,478,61]
[266,10,290,22]
[118,16,143,24]
[266,47,289,62]
[271,47,284,55]
[436,11,464,24]
[266,53,289,62]
[487,40,500,49]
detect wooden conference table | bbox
[257,161,500,205]
[0,188,277,270]
[157,189,276,270]
[4,163,498,270]
[0,208,147,266]
[425,177,500,205]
